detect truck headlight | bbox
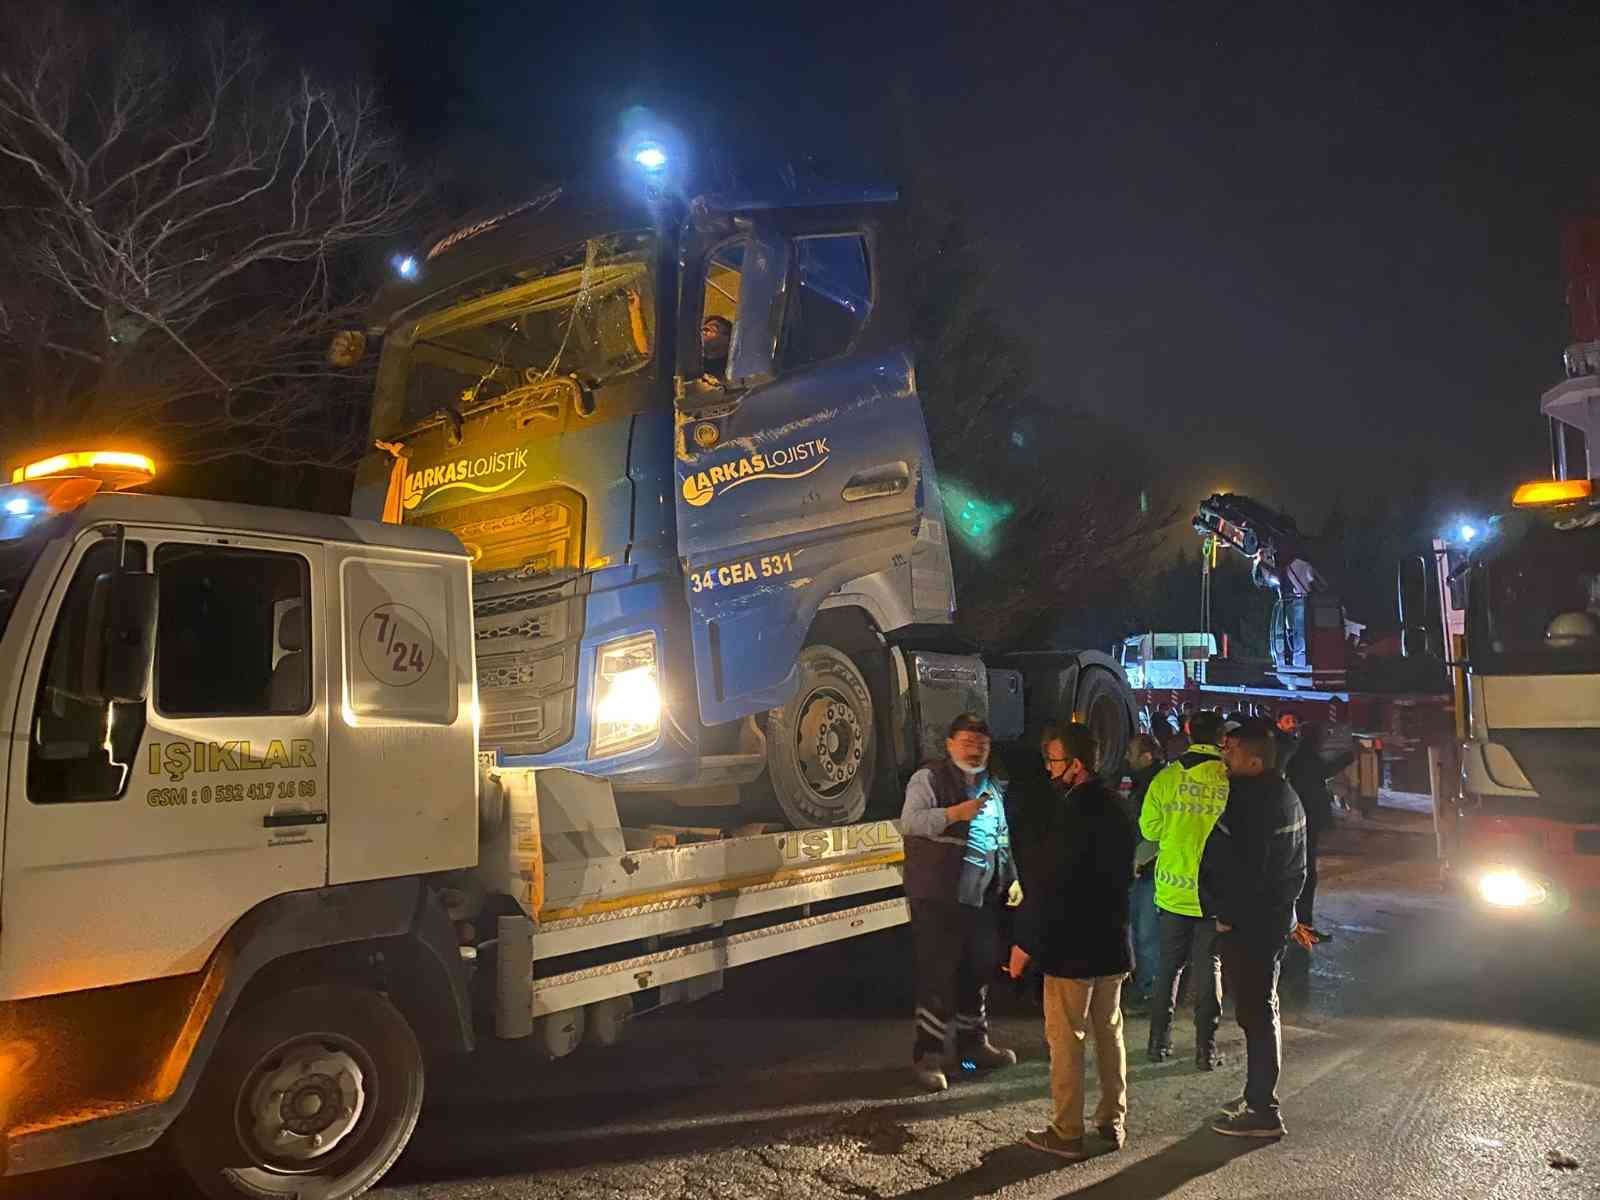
[1477,866,1547,909]
[591,632,660,756]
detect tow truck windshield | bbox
[1470,519,1600,675]
[0,507,62,644]
[372,231,656,440]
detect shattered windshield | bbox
[386,232,656,436]
[1470,523,1600,675]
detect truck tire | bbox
[174,985,425,1200]
[763,643,876,828]
[1076,667,1131,780]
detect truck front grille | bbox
[473,573,587,757]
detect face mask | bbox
[954,761,988,779]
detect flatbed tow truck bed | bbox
[485,769,909,1037]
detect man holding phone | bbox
[900,713,1021,1092]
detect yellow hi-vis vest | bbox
[1139,744,1229,917]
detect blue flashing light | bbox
[633,144,668,172]
[4,497,29,516]
[394,255,419,281]
[1458,523,1478,543]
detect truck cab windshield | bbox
[0,516,60,644]
[376,232,655,440]
[1470,524,1600,674]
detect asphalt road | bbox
[11,819,1599,1200]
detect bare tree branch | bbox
[0,4,428,471]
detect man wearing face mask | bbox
[900,713,1021,1092]
[1010,723,1137,1160]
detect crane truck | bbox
[1126,492,1456,803]
[0,170,1135,1199]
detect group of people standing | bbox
[900,706,1340,1163]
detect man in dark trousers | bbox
[1122,734,1164,1009]
[900,713,1020,1092]
[1202,718,1308,1138]
[1284,721,1353,941]
[1139,710,1230,1068]
[1009,723,1136,1161]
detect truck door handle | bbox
[842,461,910,502]
[263,811,328,829]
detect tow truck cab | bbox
[0,461,478,1186]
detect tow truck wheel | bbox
[174,985,425,1200]
[763,643,876,829]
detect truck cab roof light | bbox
[11,450,155,491]
[1511,478,1593,507]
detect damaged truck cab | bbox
[353,183,969,827]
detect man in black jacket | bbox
[1009,723,1137,1161]
[1201,719,1307,1139]
[1284,721,1353,939]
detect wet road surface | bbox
[9,824,1598,1199]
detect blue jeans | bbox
[1130,874,1159,998]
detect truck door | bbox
[675,222,929,724]
[0,528,327,999]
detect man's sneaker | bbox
[1147,1044,1173,1063]
[1095,1123,1125,1149]
[959,1039,1017,1070]
[1022,1127,1089,1160]
[911,1056,948,1093]
[1212,1108,1287,1138]
[1195,1046,1226,1071]
[1217,1094,1249,1118]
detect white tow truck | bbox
[0,453,912,1198]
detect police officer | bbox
[1139,710,1229,1068]
[900,713,1020,1092]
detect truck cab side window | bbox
[700,241,744,382]
[29,539,148,803]
[155,546,310,717]
[780,234,872,371]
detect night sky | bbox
[219,0,1599,529]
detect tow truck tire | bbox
[1075,667,1132,781]
[174,985,425,1200]
[764,643,876,829]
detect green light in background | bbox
[940,481,1014,557]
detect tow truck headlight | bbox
[591,633,660,756]
[1477,866,1548,909]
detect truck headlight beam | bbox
[1477,866,1547,909]
[591,632,661,757]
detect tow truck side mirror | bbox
[82,571,157,704]
[726,228,790,390]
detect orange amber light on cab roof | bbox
[11,450,156,490]
[1511,478,1593,507]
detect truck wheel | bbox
[764,643,876,828]
[1076,668,1131,780]
[174,985,425,1200]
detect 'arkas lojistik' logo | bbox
[681,438,830,507]
[404,448,529,511]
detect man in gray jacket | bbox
[901,713,1020,1092]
